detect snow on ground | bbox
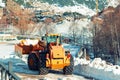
[0,42,89,80]
[16,73,89,80]
[74,58,120,80]
[1,41,120,80]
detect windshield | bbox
[47,36,58,43]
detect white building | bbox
[0,0,5,7]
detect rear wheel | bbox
[63,55,74,75]
[39,53,49,75]
[28,52,38,70]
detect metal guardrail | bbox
[0,62,21,80]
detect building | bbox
[0,0,5,7]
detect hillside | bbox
[40,0,107,10]
[2,0,107,10]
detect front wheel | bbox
[63,55,74,75]
[39,67,48,75]
[28,53,38,70]
[39,53,49,75]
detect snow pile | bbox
[89,58,107,69]
[104,63,113,72]
[89,58,120,75]
[75,57,120,75]
[112,65,120,75]
[74,58,90,66]
[74,57,120,80]
[20,39,39,45]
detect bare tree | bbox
[92,5,120,64]
[69,20,80,44]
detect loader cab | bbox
[42,34,62,45]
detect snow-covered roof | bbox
[0,3,5,7]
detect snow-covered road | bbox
[0,42,90,80]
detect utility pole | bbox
[96,0,98,13]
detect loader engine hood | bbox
[47,44,71,69]
[49,45,65,59]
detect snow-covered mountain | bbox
[16,0,107,10]
[107,0,120,7]
[39,0,107,10]
[11,0,119,16]
[1,0,119,16]
[35,0,119,9]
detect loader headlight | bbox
[65,51,71,58]
[61,45,63,47]
[65,50,70,56]
[65,51,70,53]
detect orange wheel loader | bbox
[15,34,74,75]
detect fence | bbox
[0,62,21,80]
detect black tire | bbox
[39,53,49,75]
[28,53,38,70]
[63,55,74,75]
[39,67,48,75]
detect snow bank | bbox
[89,58,107,69]
[74,58,90,66]
[74,58,120,80]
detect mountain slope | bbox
[39,0,107,10]
[1,0,107,10]
[2,0,119,10]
